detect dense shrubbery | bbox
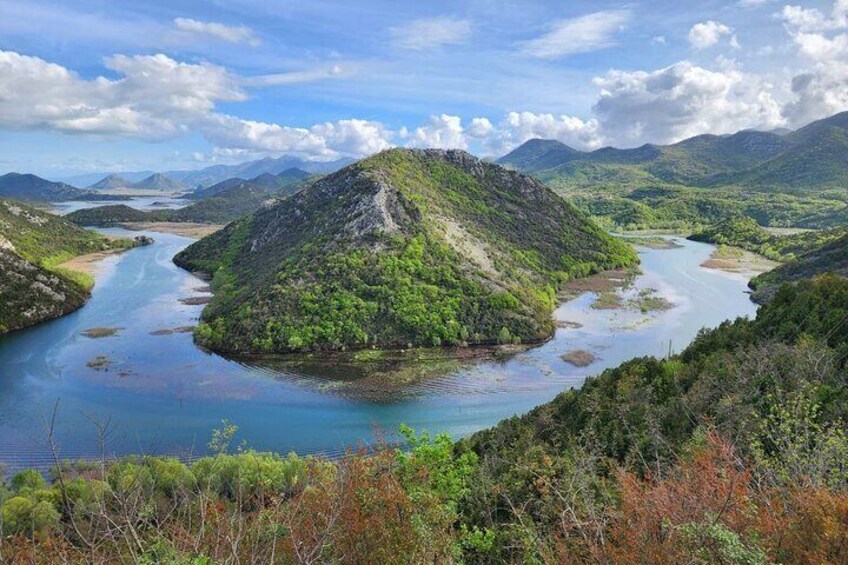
[3,276,848,563]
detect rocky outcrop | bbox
[0,249,88,334]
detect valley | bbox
[0,226,755,470]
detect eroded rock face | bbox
[0,248,88,334]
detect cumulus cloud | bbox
[0,51,245,138]
[0,50,388,160]
[592,61,784,145]
[687,20,735,49]
[520,10,629,58]
[173,18,259,46]
[781,0,848,126]
[405,114,467,149]
[467,117,494,138]
[485,112,602,153]
[390,17,472,50]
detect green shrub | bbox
[10,469,47,493]
[192,451,307,501]
[1,496,59,535]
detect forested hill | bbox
[456,274,848,561]
[174,148,637,354]
[67,181,285,226]
[0,173,124,202]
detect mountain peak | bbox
[497,139,583,173]
[132,173,185,191]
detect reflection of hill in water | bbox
[243,346,523,402]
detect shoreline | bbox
[57,247,133,277]
[700,245,779,278]
[119,221,224,238]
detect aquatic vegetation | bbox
[560,349,596,367]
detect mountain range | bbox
[498,111,848,229]
[499,111,848,193]
[60,154,352,189]
[0,173,126,202]
[69,168,313,226]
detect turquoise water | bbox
[0,231,757,469]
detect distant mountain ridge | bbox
[89,174,131,190]
[60,155,351,189]
[184,168,311,200]
[0,173,125,202]
[130,173,186,191]
[68,170,310,226]
[498,111,848,192]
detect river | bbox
[0,227,757,470]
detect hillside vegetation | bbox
[174,148,637,354]
[689,216,848,261]
[500,111,848,230]
[0,200,142,334]
[750,235,848,302]
[1,276,846,563]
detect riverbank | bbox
[700,245,779,278]
[119,221,224,238]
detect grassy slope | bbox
[175,149,637,354]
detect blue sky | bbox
[0,0,843,177]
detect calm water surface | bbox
[0,231,757,469]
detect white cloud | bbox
[243,65,349,87]
[390,17,472,50]
[0,50,387,160]
[520,10,629,58]
[688,20,734,49]
[173,18,259,46]
[202,116,393,160]
[0,51,245,138]
[405,114,467,149]
[592,61,784,145]
[487,112,602,153]
[781,0,848,125]
[780,1,848,32]
[652,35,668,45]
[738,0,773,7]
[467,117,494,138]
